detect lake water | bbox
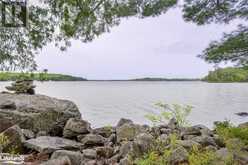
[0,81,247,128]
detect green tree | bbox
[0,0,177,71]
[183,0,248,66]
[1,0,247,70]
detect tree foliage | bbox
[0,0,177,71]
[183,0,248,66]
[0,0,247,70]
[199,25,248,66]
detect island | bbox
[0,72,87,81]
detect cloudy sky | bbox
[36,7,240,80]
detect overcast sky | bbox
[36,8,240,80]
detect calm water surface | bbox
[0,81,247,128]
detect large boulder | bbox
[24,136,83,154]
[167,146,189,165]
[116,123,146,142]
[92,126,114,138]
[82,149,97,159]
[51,150,84,165]
[117,118,133,127]
[180,126,202,137]
[41,156,72,165]
[80,134,106,148]
[134,133,155,154]
[63,118,91,139]
[191,136,217,147]
[177,140,201,151]
[0,93,81,134]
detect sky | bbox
[36,7,240,80]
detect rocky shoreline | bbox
[0,93,247,165]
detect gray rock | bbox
[92,126,114,138]
[0,116,14,133]
[177,140,201,150]
[24,136,83,153]
[192,136,217,147]
[168,146,189,165]
[196,125,213,136]
[82,149,97,159]
[82,160,97,165]
[36,131,47,137]
[6,80,36,95]
[1,125,25,153]
[236,112,248,117]
[183,135,197,140]
[234,151,248,165]
[0,100,16,109]
[22,129,35,139]
[77,134,87,141]
[63,118,91,139]
[0,93,81,134]
[135,133,155,154]
[216,148,231,160]
[119,142,133,159]
[116,123,146,142]
[205,145,218,152]
[80,134,106,147]
[117,118,133,127]
[238,122,248,128]
[119,156,132,165]
[51,150,84,165]
[181,126,201,137]
[160,128,171,135]
[41,156,72,165]
[168,118,178,129]
[96,146,114,158]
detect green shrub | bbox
[189,145,217,165]
[145,103,192,127]
[135,134,179,165]
[215,121,248,145]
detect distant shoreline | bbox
[87,79,202,82]
[0,73,202,82]
[0,72,87,81]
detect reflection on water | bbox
[0,81,247,128]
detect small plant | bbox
[135,134,179,165]
[145,102,192,127]
[215,121,248,145]
[0,134,9,152]
[136,151,162,165]
[188,145,217,165]
[0,134,20,155]
[0,134,9,146]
